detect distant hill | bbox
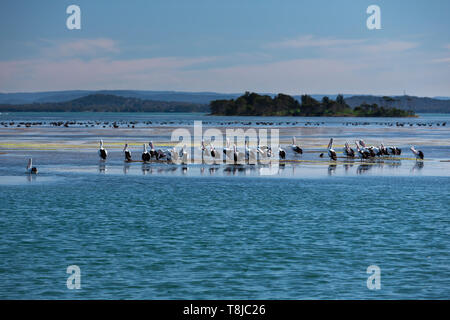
[0,94,209,113]
[0,90,449,113]
[345,95,450,113]
[0,90,241,105]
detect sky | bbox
[0,0,449,96]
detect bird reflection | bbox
[343,163,354,172]
[356,164,371,175]
[328,164,337,175]
[411,161,424,172]
[98,162,106,173]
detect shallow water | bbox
[0,113,449,299]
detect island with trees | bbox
[209,92,416,117]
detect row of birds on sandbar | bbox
[323,139,424,161]
[97,137,425,164]
[25,137,425,174]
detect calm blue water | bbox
[0,113,449,299]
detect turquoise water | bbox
[0,113,449,299]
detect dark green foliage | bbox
[210,92,415,117]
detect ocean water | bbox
[0,112,449,299]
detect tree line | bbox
[210,92,415,117]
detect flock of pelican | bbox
[25,136,425,174]
[98,137,425,164]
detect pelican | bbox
[256,140,267,159]
[170,148,179,162]
[355,141,370,160]
[389,146,402,156]
[379,144,389,156]
[359,140,375,157]
[210,143,217,159]
[123,143,132,162]
[368,145,381,156]
[180,145,189,164]
[410,146,424,160]
[26,158,38,174]
[149,141,157,159]
[291,137,303,154]
[98,140,107,160]
[223,138,232,159]
[142,144,150,162]
[233,144,239,163]
[279,147,286,160]
[156,149,166,160]
[327,138,337,161]
[245,141,257,164]
[201,140,210,157]
[343,142,355,158]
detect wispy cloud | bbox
[431,57,450,63]
[266,35,366,49]
[266,35,418,55]
[40,38,120,58]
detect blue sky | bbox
[0,0,449,96]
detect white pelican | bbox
[210,143,217,159]
[233,144,239,163]
[223,138,232,159]
[123,143,132,162]
[279,147,286,160]
[170,148,179,162]
[149,141,157,158]
[359,140,375,157]
[201,140,210,157]
[410,146,424,160]
[256,137,271,159]
[343,142,355,158]
[245,141,257,164]
[379,144,389,156]
[180,145,189,164]
[355,141,370,160]
[389,146,402,155]
[26,158,38,174]
[291,137,303,154]
[142,144,150,162]
[327,138,337,161]
[98,140,107,160]
[368,145,381,156]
